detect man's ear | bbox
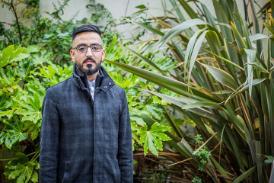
[101,49,105,62]
[70,48,76,62]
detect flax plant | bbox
[108,0,273,182]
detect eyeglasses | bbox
[72,44,103,54]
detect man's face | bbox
[70,32,105,75]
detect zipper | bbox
[91,87,97,182]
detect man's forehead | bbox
[72,32,102,45]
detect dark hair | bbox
[72,24,101,40]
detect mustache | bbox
[83,57,96,64]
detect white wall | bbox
[0,0,268,34]
[39,0,166,20]
[38,0,171,38]
[0,4,16,27]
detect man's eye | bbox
[78,46,87,52]
[91,46,100,51]
[91,45,102,51]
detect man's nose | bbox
[85,47,93,56]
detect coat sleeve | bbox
[118,90,133,183]
[39,89,60,182]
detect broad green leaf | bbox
[140,122,171,156]
[31,172,38,182]
[0,45,29,68]
[0,130,28,149]
[131,116,146,127]
[0,110,14,119]
[146,132,158,155]
[5,161,39,183]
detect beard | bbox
[78,58,102,76]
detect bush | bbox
[0,1,173,182]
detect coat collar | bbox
[72,64,115,93]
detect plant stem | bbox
[10,0,22,43]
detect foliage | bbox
[105,33,172,156]
[0,44,72,182]
[132,122,171,156]
[109,0,273,182]
[0,1,174,182]
[192,176,202,183]
[193,134,211,171]
[4,160,39,183]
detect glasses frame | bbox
[72,43,103,54]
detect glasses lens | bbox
[77,45,88,53]
[75,44,102,53]
[91,44,103,52]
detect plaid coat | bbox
[39,65,133,183]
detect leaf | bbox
[249,34,269,42]
[146,132,158,155]
[107,60,218,102]
[31,172,38,182]
[140,122,171,156]
[245,49,256,96]
[169,0,186,22]
[136,22,164,36]
[177,0,198,19]
[233,166,256,183]
[135,4,147,10]
[225,78,266,103]
[150,91,217,110]
[131,116,146,127]
[201,63,238,89]
[159,19,207,46]
[186,29,208,83]
[0,130,28,149]
[5,160,39,183]
[0,110,14,119]
[128,48,164,74]
[0,45,29,68]
[264,155,274,164]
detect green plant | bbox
[0,45,72,182]
[109,0,273,182]
[105,34,172,156]
[192,176,202,183]
[0,4,175,181]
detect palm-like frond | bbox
[109,0,273,182]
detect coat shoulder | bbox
[111,84,127,98]
[45,77,73,102]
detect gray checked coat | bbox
[39,65,133,183]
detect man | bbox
[39,24,133,183]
